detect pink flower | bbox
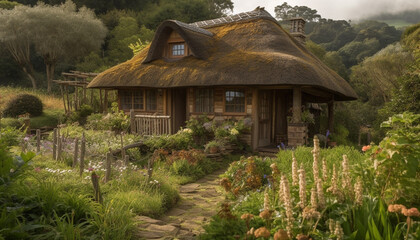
[362,145,371,152]
[88,168,94,172]
[34,167,41,172]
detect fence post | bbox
[130,109,135,134]
[73,138,79,168]
[56,133,62,161]
[91,172,103,204]
[79,132,85,176]
[36,129,41,153]
[53,128,57,160]
[124,155,129,167]
[105,152,112,183]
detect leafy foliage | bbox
[363,112,420,205]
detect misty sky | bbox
[231,0,420,20]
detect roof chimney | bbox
[289,17,306,44]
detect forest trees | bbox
[0,1,107,92]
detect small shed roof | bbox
[88,8,357,101]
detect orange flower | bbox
[254,227,270,238]
[259,209,272,220]
[403,207,420,217]
[362,145,371,152]
[296,234,311,240]
[274,229,289,240]
[241,213,254,221]
[388,204,407,213]
[220,178,232,192]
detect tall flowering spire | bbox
[310,186,317,209]
[334,221,344,240]
[278,177,284,206]
[281,175,294,238]
[327,164,339,196]
[317,178,326,209]
[312,136,320,184]
[341,155,353,195]
[292,152,298,186]
[354,177,363,206]
[322,158,328,181]
[298,164,307,209]
[264,189,270,210]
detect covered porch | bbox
[251,86,335,150]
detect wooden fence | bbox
[130,111,172,135]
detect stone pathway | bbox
[133,168,226,240]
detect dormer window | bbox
[165,31,189,59]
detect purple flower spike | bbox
[280,142,286,150]
[326,130,330,138]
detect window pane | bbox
[195,89,213,113]
[172,44,185,56]
[120,90,132,110]
[146,89,157,111]
[133,90,144,109]
[225,90,245,113]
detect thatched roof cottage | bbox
[88,7,357,150]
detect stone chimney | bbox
[289,17,306,44]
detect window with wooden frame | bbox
[146,89,157,111]
[120,90,132,110]
[195,88,214,113]
[119,89,157,111]
[225,90,245,113]
[133,91,144,109]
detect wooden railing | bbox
[131,114,172,135]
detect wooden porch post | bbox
[130,109,135,134]
[103,90,108,114]
[251,89,259,150]
[292,87,302,123]
[328,99,334,133]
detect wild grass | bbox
[0,86,64,111]
[275,146,364,180]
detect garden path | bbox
[133,167,226,240]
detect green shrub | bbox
[363,112,420,205]
[0,126,25,146]
[200,215,247,240]
[31,109,64,128]
[0,117,20,128]
[67,104,93,125]
[144,130,194,151]
[3,94,43,117]
[85,103,129,132]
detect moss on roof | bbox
[88,11,357,101]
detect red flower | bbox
[362,145,371,152]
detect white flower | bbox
[10,168,15,173]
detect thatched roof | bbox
[88,8,357,101]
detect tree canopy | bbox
[0,0,107,91]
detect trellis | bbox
[53,71,116,114]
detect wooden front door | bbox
[258,90,272,147]
[172,88,187,133]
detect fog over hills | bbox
[232,0,420,22]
